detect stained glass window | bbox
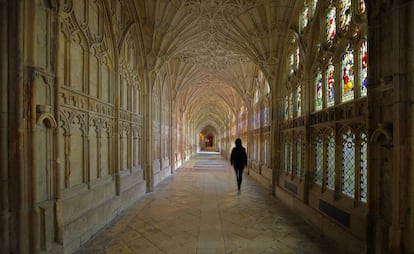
[296,137,302,177]
[315,69,323,110]
[326,59,335,107]
[326,133,335,190]
[315,135,323,185]
[360,133,368,202]
[326,7,336,42]
[296,85,302,116]
[300,4,309,32]
[339,0,352,30]
[342,43,354,102]
[296,45,300,70]
[289,53,295,76]
[264,80,270,95]
[311,0,318,17]
[360,41,368,97]
[342,130,355,197]
[359,0,366,13]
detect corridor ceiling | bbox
[135,0,294,131]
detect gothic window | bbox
[342,129,355,197]
[315,69,323,111]
[359,0,366,14]
[296,137,302,177]
[301,0,319,33]
[311,0,318,15]
[360,132,368,202]
[296,85,302,117]
[264,80,270,95]
[326,6,336,43]
[326,133,335,190]
[339,0,352,31]
[326,58,335,107]
[360,41,368,97]
[341,43,354,102]
[300,3,309,32]
[315,135,323,185]
[289,37,300,76]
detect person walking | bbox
[230,138,247,192]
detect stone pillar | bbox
[0,0,9,252]
[367,1,413,253]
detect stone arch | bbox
[37,113,57,129]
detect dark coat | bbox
[230,146,247,170]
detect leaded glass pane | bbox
[285,142,289,173]
[342,130,355,197]
[284,95,289,120]
[315,69,323,110]
[296,85,302,116]
[326,133,335,190]
[289,93,293,119]
[264,80,270,94]
[326,7,336,42]
[360,41,368,97]
[289,142,293,174]
[254,89,260,104]
[326,59,335,107]
[339,0,352,30]
[359,0,366,13]
[296,47,300,70]
[289,53,294,76]
[300,4,309,32]
[263,106,270,126]
[296,138,302,177]
[315,136,323,185]
[311,0,318,16]
[361,133,368,202]
[342,43,354,102]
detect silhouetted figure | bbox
[230,138,247,192]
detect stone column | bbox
[0,0,9,252]
[367,1,413,253]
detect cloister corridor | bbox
[76,153,334,254]
[2,0,414,253]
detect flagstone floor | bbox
[76,153,336,254]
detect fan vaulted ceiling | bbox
[134,0,294,131]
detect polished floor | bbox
[76,153,335,254]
